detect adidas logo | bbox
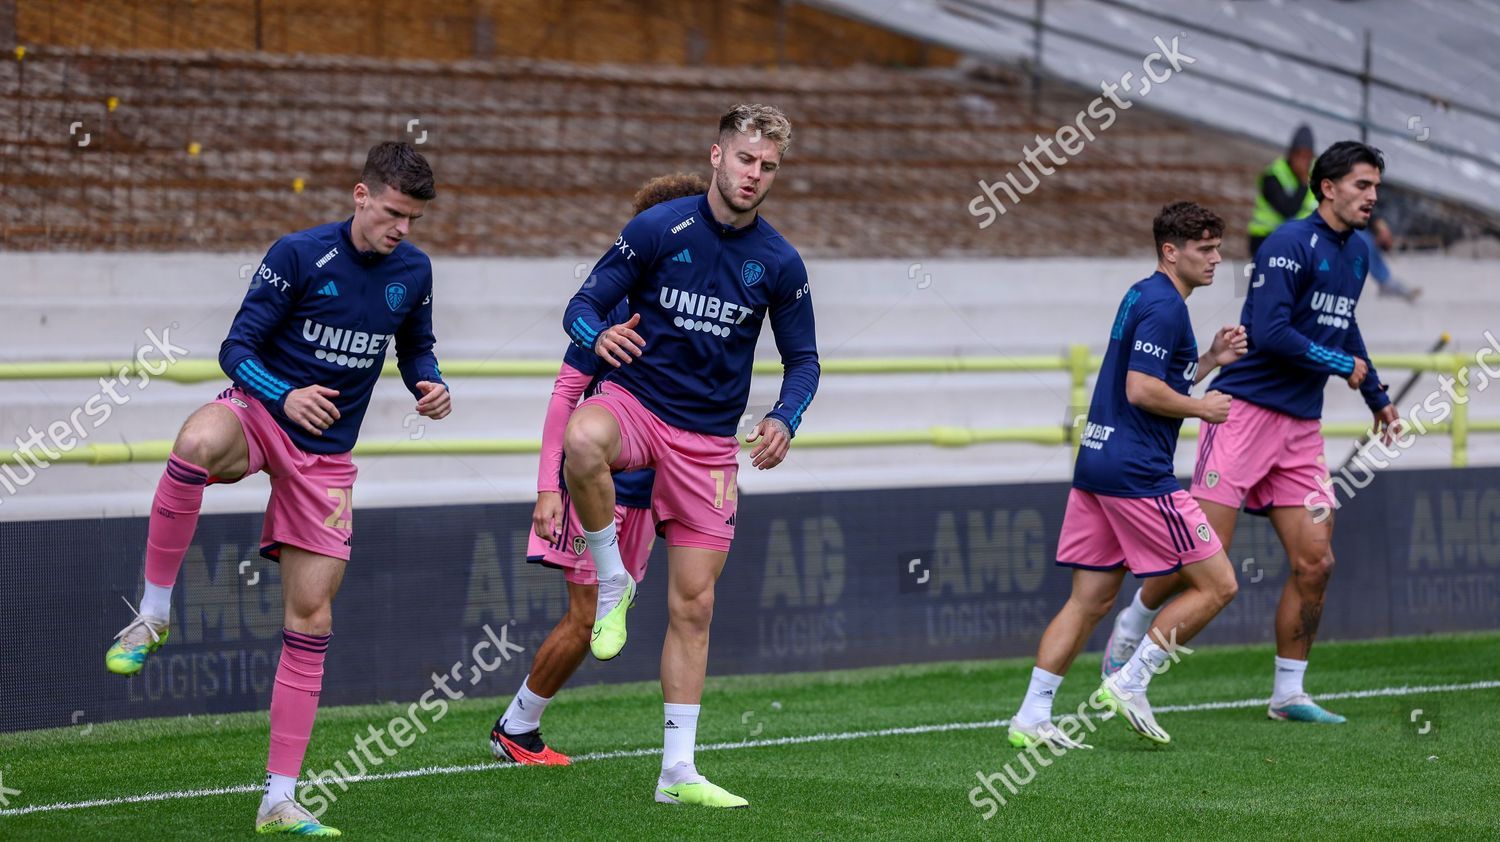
[317,280,339,296]
[724,513,737,526]
[665,719,679,729]
[671,248,692,264]
[1317,258,1330,272]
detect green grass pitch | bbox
[2,632,1496,839]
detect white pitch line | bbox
[3,679,1495,818]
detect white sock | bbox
[262,772,296,809]
[500,676,551,734]
[583,522,627,584]
[661,703,700,775]
[1016,666,1063,726]
[1118,637,1171,694]
[1117,589,1160,643]
[1272,656,1307,703]
[140,581,172,621]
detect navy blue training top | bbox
[562,194,820,438]
[219,219,445,454]
[1073,272,1200,498]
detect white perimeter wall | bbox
[2,252,1498,521]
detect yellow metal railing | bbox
[0,347,1492,467]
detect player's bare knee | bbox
[563,419,611,475]
[174,405,242,475]
[173,423,224,470]
[1290,550,1335,589]
[286,607,333,637]
[1213,572,1239,609]
[669,588,715,633]
[1071,592,1115,624]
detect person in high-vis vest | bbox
[1248,124,1318,257]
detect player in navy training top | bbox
[489,173,706,767]
[1003,202,1246,752]
[1103,142,1401,725]
[104,142,450,836]
[561,105,818,808]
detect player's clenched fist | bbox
[1346,356,1369,389]
[415,380,451,420]
[1199,390,1232,424]
[283,385,340,435]
[1210,324,1248,366]
[596,313,646,368]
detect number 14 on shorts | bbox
[709,470,737,509]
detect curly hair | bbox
[1152,201,1224,257]
[631,172,709,216]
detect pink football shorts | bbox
[1190,397,1329,515]
[1056,488,1223,577]
[214,387,358,561]
[577,382,739,552]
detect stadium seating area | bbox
[1,47,1274,257]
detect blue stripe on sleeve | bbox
[788,393,814,433]
[234,362,282,401]
[245,359,293,395]
[1306,343,1353,375]
[235,361,289,401]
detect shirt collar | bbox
[697,194,760,239]
[1308,209,1352,245]
[341,217,389,264]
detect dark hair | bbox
[360,141,436,200]
[631,172,708,215]
[1153,201,1224,256]
[1309,141,1384,201]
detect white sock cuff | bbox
[141,581,173,621]
[1030,666,1064,691]
[583,522,617,547]
[263,772,297,806]
[664,702,700,718]
[520,675,553,703]
[1274,656,1308,673]
[1131,589,1161,616]
[1136,637,1169,664]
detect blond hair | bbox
[718,104,792,154]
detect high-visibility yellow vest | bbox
[1248,157,1318,237]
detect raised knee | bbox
[563,416,613,471]
[174,407,237,473]
[173,425,221,470]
